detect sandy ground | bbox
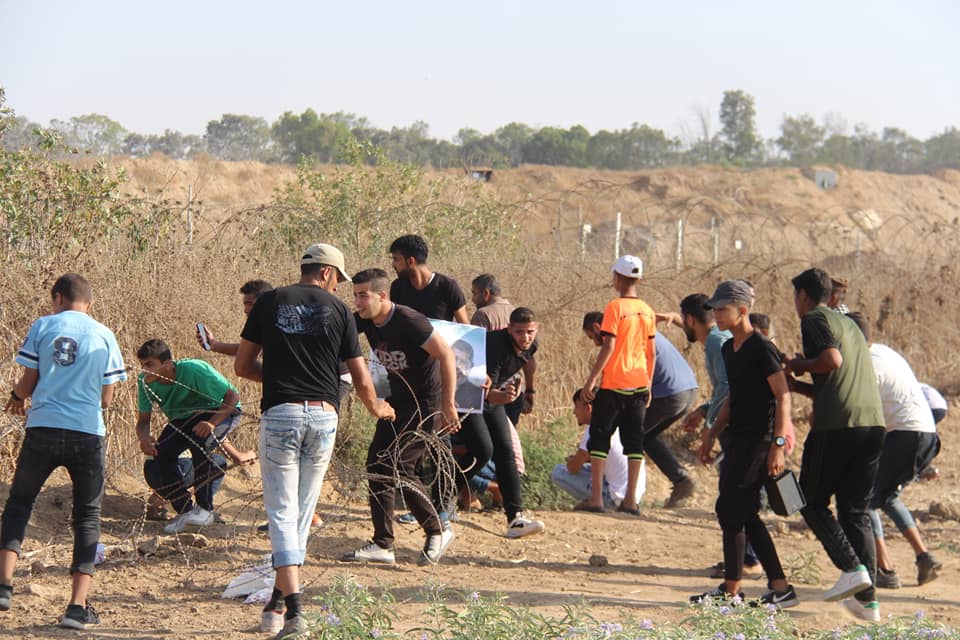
[0,416,958,639]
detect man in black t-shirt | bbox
[692,280,798,608]
[388,234,469,323]
[341,268,460,567]
[236,244,394,637]
[465,307,546,538]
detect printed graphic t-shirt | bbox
[241,284,361,412]
[355,304,440,413]
[599,297,656,391]
[16,310,127,436]
[137,359,240,420]
[390,272,466,321]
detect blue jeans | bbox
[147,412,230,513]
[1,427,104,576]
[869,431,940,538]
[468,460,497,494]
[550,463,616,508]
[260,403,337,568]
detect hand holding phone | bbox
[197,323,211,351]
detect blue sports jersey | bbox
[15,310,127,435]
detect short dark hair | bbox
[846,311,870,342]
[472,273,501,296]
[389,234,428,264]
[749,313,770,332]
[51,273,92,303]
[582,311,604,329]
[300,262,329,278]
[680,293,711,324]
[572,388,593,405]
[509,307,536,324]
[791,268,832,304]
[137,338,172,362]
[240,280,273,297]
[352,268,391,292]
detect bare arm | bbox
[698,396,730,465]
[136,411,158,456]
[101,382,118,409]
[234,339,263,382]
[194,387,241,439]
[345,356,395,421]
[566,448,591,474]
[766,370,792,477]
[521,355,537,414]
[582,335,616,402]
[452,306,470,324]
[422,333,460,431]
[787,347,842,376]
[5,367,39,415]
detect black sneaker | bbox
[59,603,100,630]
[917,552,943,586]
[0,584,11,611]
[751,584,799,609]
[876,568,902,589]
[689,583,745,604]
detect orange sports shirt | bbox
[599,297,656,391]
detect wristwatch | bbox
[774,435,787,447]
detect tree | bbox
[776,114,825,165]
[719,90,762,164]
[923,127,960,171]
[523,125,589,167]
[0,114,42,151]
[205,114,271,161]
[50,114,127,155]
[493,122,533,166]
[271,109,357,164]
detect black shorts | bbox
[586,388,648,458]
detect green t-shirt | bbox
[801,306,884,432]
[137,359,240,420]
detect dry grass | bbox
[2,159,960,507]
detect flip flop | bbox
[573,500,606,513]
[616,504,641,516]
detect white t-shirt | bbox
[578,428,646,503]
[869,344,935,433]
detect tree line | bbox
[3,89,958,174]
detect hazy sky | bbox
[2,0,957,143]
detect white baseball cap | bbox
[612,255,643,279]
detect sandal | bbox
[573,500,606,513]
[616,503,641,516]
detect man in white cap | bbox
[579,255,656,514]
[235,243,395,639]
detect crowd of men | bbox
[0,236,947,636]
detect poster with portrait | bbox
[368,319,487,414]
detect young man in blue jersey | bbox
[1,274,127,630]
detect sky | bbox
[2,0,958,143]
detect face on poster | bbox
[368,320,487,414]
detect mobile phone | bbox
[197,323,211,351]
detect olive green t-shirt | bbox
[801,306,884,432]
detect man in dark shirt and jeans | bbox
[236,244,394,639]
[786,268,886,622]
[342,268,460,566]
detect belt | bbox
[287,400,335,411]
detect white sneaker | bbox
[419,528,455,566]
[842,597,881,622]
[340,542,396,565]
[823,565,872,601]
[163,506,214,534]
[505,514,545,539]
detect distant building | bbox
[814,169,837,190]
